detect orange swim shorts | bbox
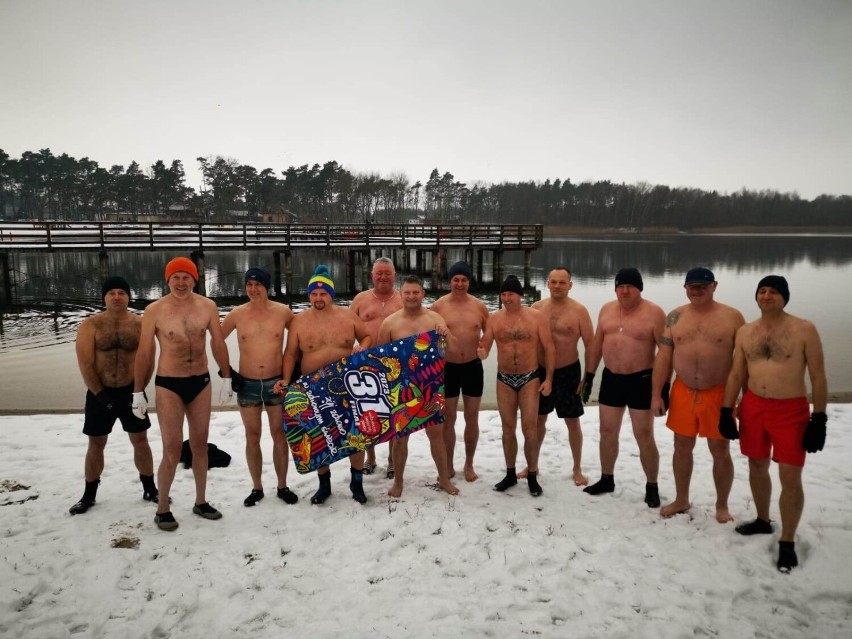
[738,389,809,467]
[666,378,726,439]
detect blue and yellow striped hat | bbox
[307,264,335,298]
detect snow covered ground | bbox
[2,406,851,638]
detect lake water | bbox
[1,232,850,412]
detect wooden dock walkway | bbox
[0,221,542,251]
[0,221,543,304]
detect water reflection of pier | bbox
[0,222,543,305]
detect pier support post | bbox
[273,251,282,299]
[98,251,109,280]
[191,250,206,296]
[493,250,504,284]
[361,251,371,290]
[346,250,356,293]
[0,252,13,307]
[476,250,484,284]
[524,250,532,288]
[283,251,293,304]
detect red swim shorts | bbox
[738,389,810,467]
[666,378,726,439]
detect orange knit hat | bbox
[165,257,199,282]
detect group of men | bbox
[70,256,827,573]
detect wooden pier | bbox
[0,221,543,304]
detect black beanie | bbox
[448,261,473,281]
[756,275,790,306]
[615,267,643,291]
[500,275,523,296]
[102,276,131,300]
[245,267,272,290]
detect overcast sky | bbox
[1,0,850,199]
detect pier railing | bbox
[0,222,543,252]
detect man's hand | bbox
[802,412,827,453]
[718,407,739,440]
[95,391,115,413]
[581,372,595,403]
[219,366,245,392]
[218,378,234,405]
[131,392,148,420]
[273,379,289,395]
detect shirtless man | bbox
[719,275,827,573]
[430,261,489,482]
[477,274,554,497]
[583,267,665,507]
[351,257,402,476]
[378,275,459,498]
[222,267,298,508]
[70,276,158,514]
[133,257,231,531]
[274,265,373,505]
[651,268,745,522]
[523,267,593,486]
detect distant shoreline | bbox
[543,225,852,235]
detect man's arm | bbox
[584,309,605,376]
[651,310,677,414]
[478,300,490,333]
[134,309,157,392]
[75,318,102,394]
[376,316,394,346]
[804,322,827,413]
[428,310,457,352]
[650,304,666,352]
[722,329,748,408]
[581,309,605,402]
[221,307,238,340]
[207,299,230,376]
[352,312,373,353]
[576,305,594,393]
[537,310,555,396]
[477,317,495,360]
[281,318,301,385]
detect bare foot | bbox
[448,468,456,479]
[573,470,589,486]
[439,478,460,496]
[660,500,691,518]
[715,507,734,523]
[517,467,529,479]
[464,465,478,482]
[387,481,403,498]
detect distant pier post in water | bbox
[191,250,206,296]
[1,252,13,306]
[98,251,109,280]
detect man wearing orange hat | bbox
[133,256,232,531]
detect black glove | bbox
[802,412,827,453]
[661,381,671,411]
[718,407,739,440]
[218,366,246,392]
[581,372,595,403]
[95,390,115,413]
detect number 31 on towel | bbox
[283,330,446,473]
